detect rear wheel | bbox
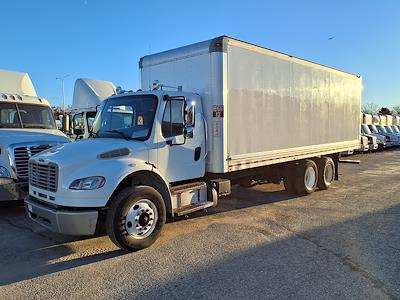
[283,169,296,194]
[106,186,166,251]
[317,157,335,190]
[294,160,318,195]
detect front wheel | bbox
[106,186,166,251]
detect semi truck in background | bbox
[25,36,361,251]
[68,78,116,139]
[363,113,400,146]
[0,70,69,202]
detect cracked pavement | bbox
[0,149,400,299]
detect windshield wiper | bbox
[105,130,131,141]
[88,130,98,139]
[23,125,52,129]
[0,124,21,128]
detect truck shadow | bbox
[0,183,299,286]
[179,182,299,220]
[121,203,400,299]
[1,201,399,298]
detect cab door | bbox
[156,96,205,183]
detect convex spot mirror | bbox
[184,100,195,139]
[185,101,195,127]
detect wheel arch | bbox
[106,170,172,217]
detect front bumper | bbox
[24,196,98,235]
[0,179,28,202]
[386,142,394,148]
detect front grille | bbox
[29,161,58,192]
[13,145,53,180]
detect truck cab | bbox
[0,70,69,202]
[25,90,208,248]
[355,135,370,153]
[368,124,397,147]
[68,78,116,139]
[361,124,388,149]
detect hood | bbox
[0,129,69,146]
[32,138,148,168]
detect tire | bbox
[317,157,335,190]
[283,169,296,194]
[293,159,318,196]
[106,186,166,251]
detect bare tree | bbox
[361,102,378,114]
[391,105,400,116]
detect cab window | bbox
[162,100,184,138]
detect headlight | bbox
[0,166,11,178]
[69,176,105,190]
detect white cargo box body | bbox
[140,36,361,173]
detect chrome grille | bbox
[29,161,58,192]
[13,145,53,180]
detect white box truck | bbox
[25,36,361,251]
[0,70,69,202]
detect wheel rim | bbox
[325,163,334,183]
[305,166,316,190]
[125,199,158,239]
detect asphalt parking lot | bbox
[1,149,399,299]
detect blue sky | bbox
[1,0,399,107]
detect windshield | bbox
[377,125,387,134]
[0,102,56,129]
[385,126,394,133]
[92,95,157,140]
[361,124,371,134]
[369,125,379,134]
[392,125,400,133]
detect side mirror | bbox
[185,101,195,127]
[185,126,194,139]
[62,114,70,132]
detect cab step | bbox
[170,181,206,195]
[173,201,214,216]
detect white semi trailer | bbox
[25,36,361,251]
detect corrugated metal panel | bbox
[226,43,361,163]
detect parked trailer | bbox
[25,36,361,251]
